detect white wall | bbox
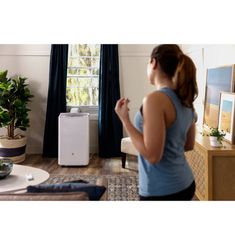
[181,44,235,130]
[0,45,51,153]
[119,44,156,134]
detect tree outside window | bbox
[67,44,100,106]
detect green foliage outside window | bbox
[67,44,100,106]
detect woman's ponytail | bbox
[172,54,198,108]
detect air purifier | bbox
[58,113,89,166]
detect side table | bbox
[0,164,50,193]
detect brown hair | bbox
[151,44,198,108]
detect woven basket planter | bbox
[0,136,27,163]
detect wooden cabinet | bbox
[185,132,235,200]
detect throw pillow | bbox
[27,183,106,201]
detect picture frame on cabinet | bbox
[203,65,235,130]
[218,92,235,144]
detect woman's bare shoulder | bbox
[143,91,169,105]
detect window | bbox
[66,44,100,111]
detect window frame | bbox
[66,45,100,114]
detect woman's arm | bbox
[115,92,166,164]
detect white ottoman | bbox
[121,137,138,168]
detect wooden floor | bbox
[21,154,199,200]
[22,154,138,176]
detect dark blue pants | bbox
[139,181,196,201]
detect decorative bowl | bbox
[0,158,13,179]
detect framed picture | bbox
[218,92,235,144]
[203,65,235,129]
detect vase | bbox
[0,158,13,179]
[0,136,27,163]
[209,136,223,148]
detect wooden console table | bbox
[185,133,235,200]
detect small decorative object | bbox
[218,92,235,144]
[208,127,226,147]
[0,70,33,163]
[203,65,235,129]
[0,158,13,179]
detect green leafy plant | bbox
[201,126,226,144]
[0,70,33,139]
[209,127,226,144]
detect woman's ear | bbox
[151,58,158,70]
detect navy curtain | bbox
[43,44,68,157]
[98,45,123,157]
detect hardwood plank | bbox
[21,154,138,176]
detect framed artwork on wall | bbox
[203,65,235,129]
[218,92,235,144]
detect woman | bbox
[115,44,198,200]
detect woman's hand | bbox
[115,98,130,123]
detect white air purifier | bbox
[58,113,89,166]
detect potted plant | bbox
[208,127,226,147]
[0,70,33,163]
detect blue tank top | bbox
[134,87,195,196]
